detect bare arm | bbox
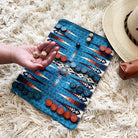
[0,41,60,71]
[0,43,15,64]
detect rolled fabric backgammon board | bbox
[12,19,114,130]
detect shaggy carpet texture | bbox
[0,0,138,137]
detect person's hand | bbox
[12,41,60,71]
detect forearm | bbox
[0,44,16,64]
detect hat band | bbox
[124,11,138,46]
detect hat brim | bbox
[102,0,138,62]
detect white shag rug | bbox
[0,0,138,137]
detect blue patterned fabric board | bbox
[12,19,114,130]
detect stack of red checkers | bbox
[46,99,58,111]
[99,46,112,54]
[55,53,67,63]
[45,99,78,123]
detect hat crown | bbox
[127,5,138,42]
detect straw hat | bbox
[102,0,138,62]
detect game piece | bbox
[55,24,62,29]
[40,51,47,59]
[55,52,61,59]
[84,89,92,97]
[75,65,81,72]
[93,75,101,82]
[87,37,91,43]
[70,82,76,89]
[88,70,95,78]
[105,48,112,54]
[22,89,28,95]
[76,42,80,48]
[12,19,114,130]
[34,93,41,100]
[46,99,53,107]
[64,111,71,119]
[12,82,19,90]
[51,103,58,111]
[61,26,67,32]
[70,62,76,68]
[81,67,87,74]
[70,114,78,123]
[76,86,83,94]
[57,107,64,115]
[89,33,93,38]
[61,55,67,63]
[20,85,25,91]
[27,91,34,98]
[33,51,39,58]
[12,81,24,91]
[100,46,106,52]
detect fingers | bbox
[37,41,51,51]
[44,41,56,54]
[37,41,56,54]
[53,46,60,51]
[42,50,57,67]
[36,41,60,59]
[41,45,60,66]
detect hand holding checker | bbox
[13,41,60,71]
